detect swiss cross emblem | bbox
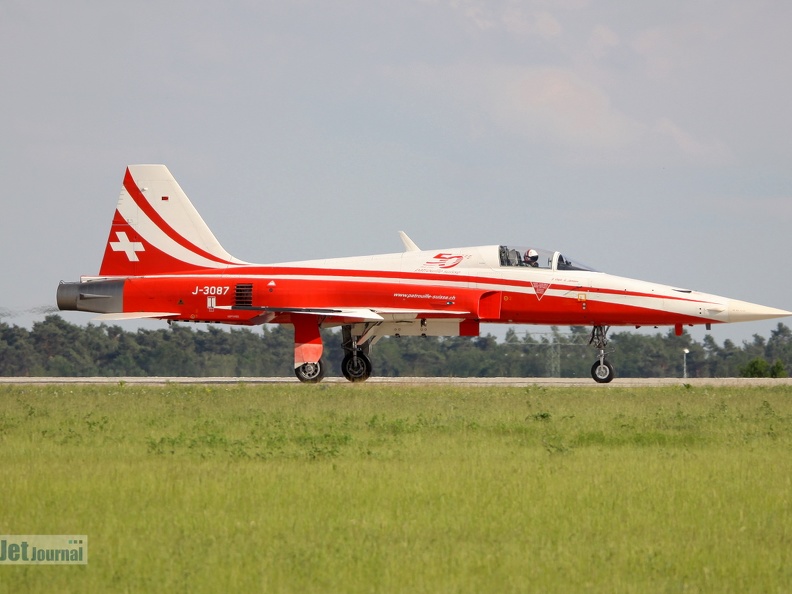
[109,231,145,262]
[531,282,551,301]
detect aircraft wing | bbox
[218,305,471,323]
[93,312,180,321]
[93,306,473,325]
[217,305,385,322]
[372,307,471,319]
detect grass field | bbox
[1,383,791,593]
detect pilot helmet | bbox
[525,249,538,264]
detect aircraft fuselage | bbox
[56,165,791,383]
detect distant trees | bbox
[0,315,789,378]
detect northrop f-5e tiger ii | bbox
[57,165,791,383]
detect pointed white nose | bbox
[727,299,792,323]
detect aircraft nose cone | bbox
[727,299,792,323]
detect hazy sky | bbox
[2,0,790,346]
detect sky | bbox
[1,0,791,348]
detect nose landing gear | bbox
[589,325,614,383]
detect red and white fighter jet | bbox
[57,165,791,383]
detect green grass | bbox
[1,383,792,593]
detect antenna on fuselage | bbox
[398,231,420,252]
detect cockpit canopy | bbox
[498,246,596,272]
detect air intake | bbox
[235,284,253,307]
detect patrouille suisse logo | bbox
[531,282,551,300]
[423,253,465,269]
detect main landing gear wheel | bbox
[341,352,372,382]
[591,360,615,383]
[295,360,325,383]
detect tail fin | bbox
[98,165,246,276]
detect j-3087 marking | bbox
[192,286,230,296]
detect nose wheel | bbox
[591,359,614,383]
[589,325,614,383]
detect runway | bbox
[1,376,791,387]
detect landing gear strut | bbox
[589,325,614,383]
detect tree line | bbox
[1,315,790,378]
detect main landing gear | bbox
[589,325,615,383]
[342,351,372,382]
[294,325,374,384]
[341,325,372,382]
[295,352,373,383]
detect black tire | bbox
[341,353,372,382]
[591,360,615,383]
[295,360,325,383]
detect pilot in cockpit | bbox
[524,249,539,267]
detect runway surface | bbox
[2,377,791,387]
